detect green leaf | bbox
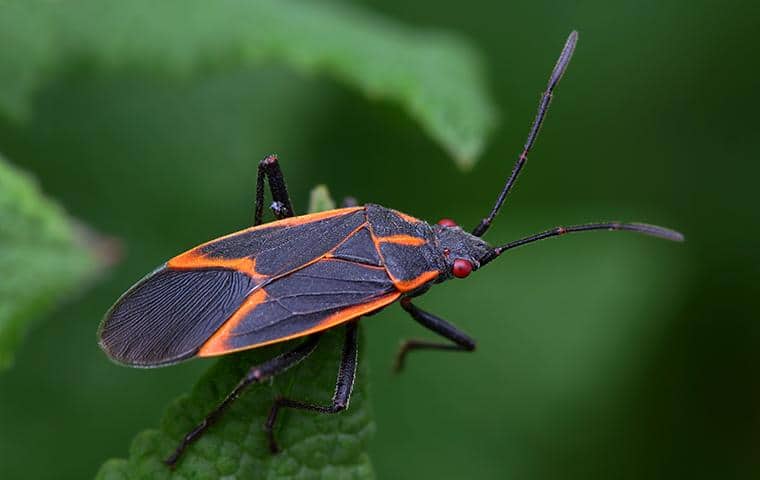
[308,185,337,213]
[96,186,376,479]
[0,0,496,168]
[0,154,102,369]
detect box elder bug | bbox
[98,30,683,467]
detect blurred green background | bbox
[1,0,758,479]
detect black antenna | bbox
[480,222,684,266]
[472,30,578,237]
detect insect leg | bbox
[264,320,359,453]
[254,154,295,226]
[394,297,476,372]
[164,334,322,468]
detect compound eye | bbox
[452,259,473,278]
[437,218,457,227]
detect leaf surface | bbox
[0,0,497,167]
[0,154,102,369]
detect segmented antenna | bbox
[472,31,578,237]
[480,222,684,266]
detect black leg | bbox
[164,334,322,468]
[254,154,295,226]
[264,321,359,453]
[270,201,291,219]
[394,297,476,372]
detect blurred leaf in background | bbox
[0,154,106,369]
[0,0,496,167]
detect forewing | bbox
[99,267,256,367]
[198,258,399,356]
[168,208,366,277]
[99,208,367,367]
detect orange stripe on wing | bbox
[197,289,269,357]
[167,207,365,276]
[326,221,370,254]
[167,251,267,280]
[197,290,401,357]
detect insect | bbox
[98,30,683,468]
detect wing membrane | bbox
[99,267,255,367]
[99,207,402,365]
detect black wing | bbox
[98,208,398,366]
[198,257,398,356]
[99,267,255,367]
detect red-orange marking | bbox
[326,222,370,255]
[377,234,427,247]
[198,291,401,357]
[367,225,438,291]
[198,289,269,357]
[391,270,440,292]
[168,207,366,277]
[167,251,266,280]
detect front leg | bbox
[254,154,295,225]
[394,297,476,372]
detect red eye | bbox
[452,259,473,278]
[437,218,457,227]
